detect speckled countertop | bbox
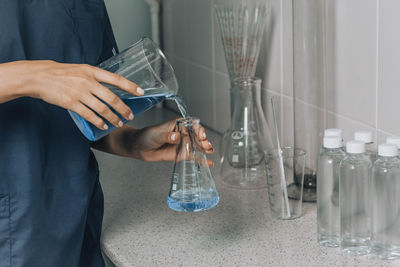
[95,108,397,267]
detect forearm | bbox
[0,61,39,103]
[91,125,143,159]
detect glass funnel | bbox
[214,0,270,116]
[167,117,219,212]
[219,77,274,189]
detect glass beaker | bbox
[167,117,219,212]
[265,147,306,220]
[219,77,274,189]
[69,37,179,141]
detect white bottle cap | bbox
[324,128,342,138]
[354,130,373,143]
[346,140,365,154]
[323,136,342,149]
[378,143,398,157]
[386,136,400,149]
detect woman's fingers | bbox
[81,95,122,128]
[201,140,214,154]
[70,102,108,130]
[89,66,144,96]
[208,159,214,167]
[198,126,207,141]
[90,82,133,121]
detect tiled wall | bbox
[162,0,400,156]
[105,0,151,50]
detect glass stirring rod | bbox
[271,97,291,218]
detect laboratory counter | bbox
[96,108,396,267]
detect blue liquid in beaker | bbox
[69,93,169,141]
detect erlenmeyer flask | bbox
[219,77,274,189]
[167,117,219,212]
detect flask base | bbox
[219,163,267,190]
[167,192,219,212]
[220,174,267,190]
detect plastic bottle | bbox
[317,136,346,247]
[324,128,342,138]
[354,130,376,163]
[321,128,343,154]
[371,143,400,259]
[340,140,371,255]
[386,136,400,155]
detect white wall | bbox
[105,0,152,50]
[162,0,400,154]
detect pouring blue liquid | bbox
[69,92,187,141]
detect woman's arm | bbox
[92,119,214,164]
[0,60,143,129]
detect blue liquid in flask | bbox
[167,189,219,212]
[69,93,169,141]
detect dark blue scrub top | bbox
[0,1,118,266]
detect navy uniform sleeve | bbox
[98,7,119,63]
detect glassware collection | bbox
[317,128,400,260]
[69,0,400,261]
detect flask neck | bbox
[176,117,201,153]
[231,78,262,127]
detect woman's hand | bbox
[131,119,214,165]
[92,118,215,166]
[0,60,143,130]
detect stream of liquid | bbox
[171,94,188,118]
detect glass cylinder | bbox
[292,0,327,202]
